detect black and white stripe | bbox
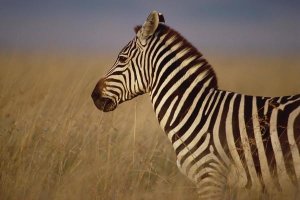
[92,11,300,199]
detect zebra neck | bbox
[149,54,217,133]
[146,24,218,138]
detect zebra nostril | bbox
[91,89,100,101]
[92,79,106,102]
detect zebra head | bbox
[92,11,165,112]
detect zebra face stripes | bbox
[91,11,300,199]
[91,37,148,111]
[91,11,166,111]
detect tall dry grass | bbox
[0,52,299,200]
[210,54,300,96]
[0,53,197,200]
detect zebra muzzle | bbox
[91,89,116,112]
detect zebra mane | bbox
[135,23,218,89]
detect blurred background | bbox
[1,0,300,56]
[0,1,299,200]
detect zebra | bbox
[91,11,300,199]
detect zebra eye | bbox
[118,55,128,63]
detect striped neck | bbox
[148,24,218,132]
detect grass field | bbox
[0,52,299,200]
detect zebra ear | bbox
[138,11,165,41]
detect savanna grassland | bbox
[0,52,299,200]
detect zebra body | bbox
[92,11,300,199]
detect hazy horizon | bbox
[1,0,299,56]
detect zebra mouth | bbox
[93,97,117,112]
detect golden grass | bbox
[0,52,299,200]
[210,54,300,96]
[0,53,197,200]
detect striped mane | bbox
[135,23,218,89]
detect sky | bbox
[0,0,299,56]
